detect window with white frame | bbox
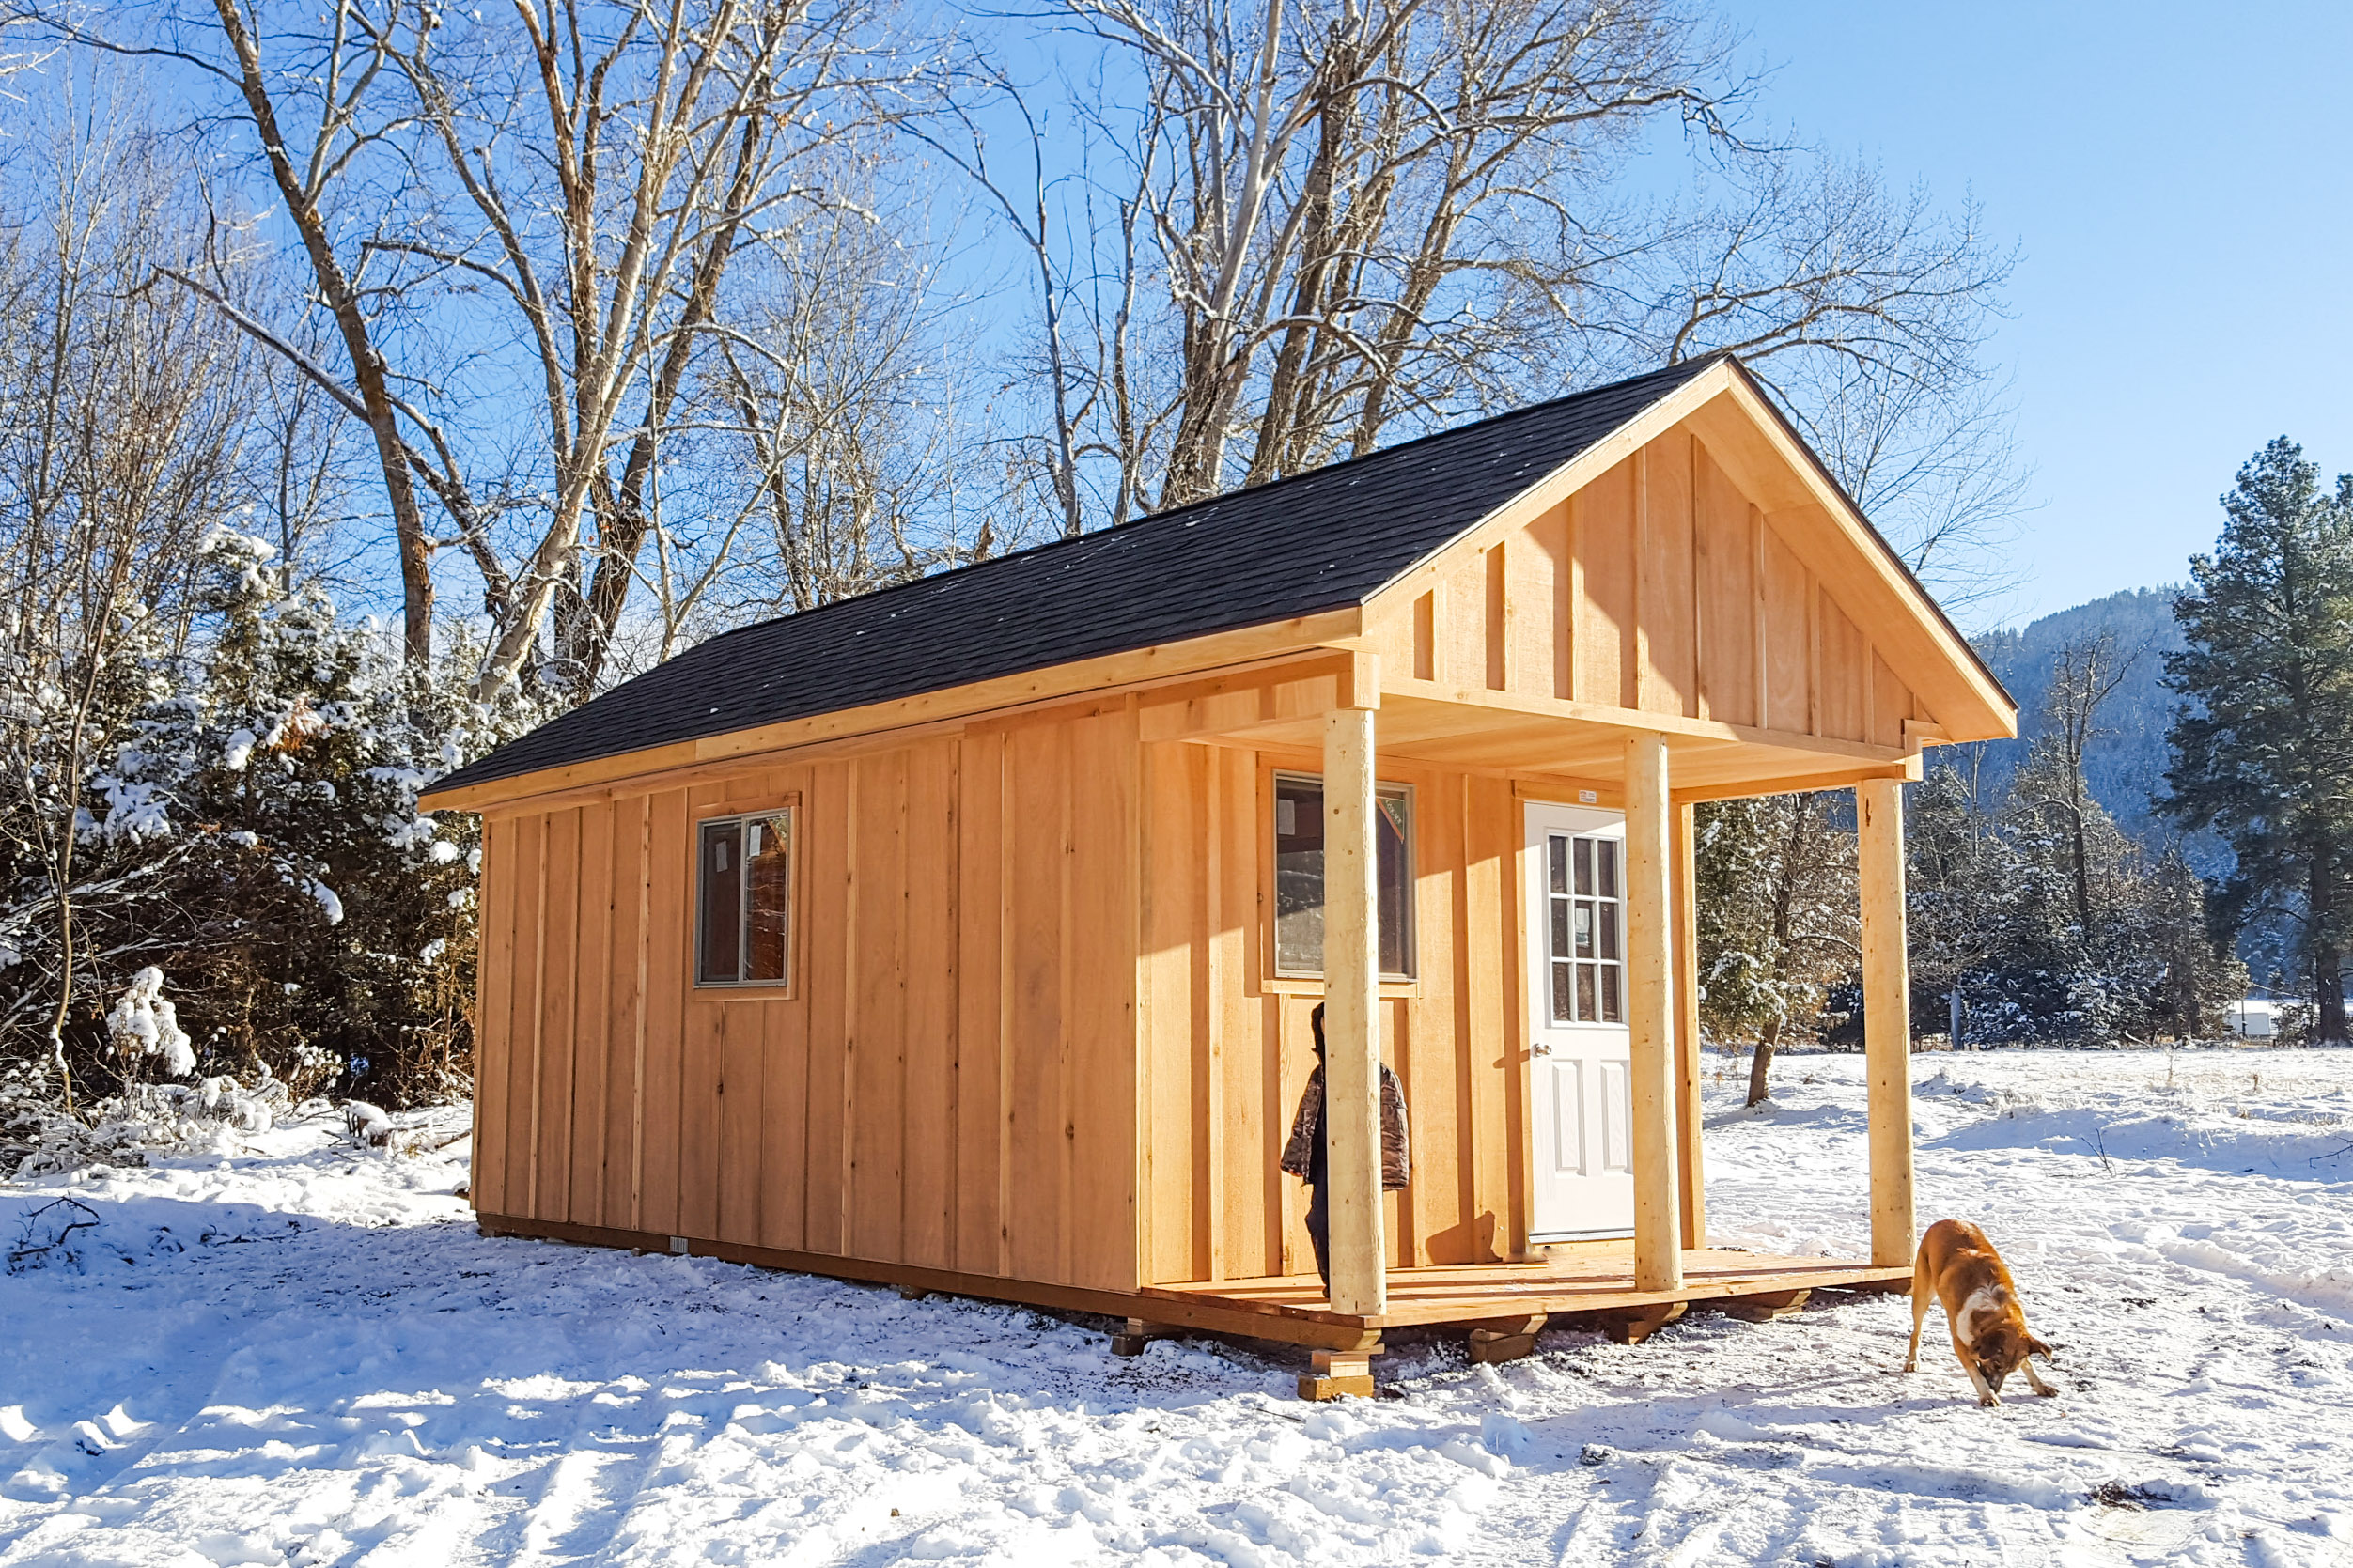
[695,809,793,986]
[1271,771,1415,980]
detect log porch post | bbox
[1856,777,1916,1267]
[1323,689,1386,1316]
[1625,731,1683,1292]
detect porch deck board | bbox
[1140,1246,1909,1332]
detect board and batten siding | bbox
[469,700,1143,1294]
[1371,423,1922,746]
[1138,742,1527,1284]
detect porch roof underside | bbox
[1180,688,1910,798]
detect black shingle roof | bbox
[431,355,1725,798]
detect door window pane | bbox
[1546,829,1627,1024]
[1272,772,1415,979]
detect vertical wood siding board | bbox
[718,999,766,1244]
[1070,710,1141,1291]
[1574,459,1633,709]
[1761,526,1810,737]
[513,815,548,1218]
[606,797,645,1229]
[1868,649,1909,749]
[846,753,906,1261]
[1465,777,1513,1258]
[1819,601,1867,742]
[1056,722,1078,1285]
[569,801,614,1228]
[1554,501,1577,702]
[994,734,1016,1278]
[1563,493,1583,704]
[1628,447,1647,711]
[1691,437,1709,721]
[1407,773,1462,1264]
[952,731,1005,1275]
[538,809,585,1224]
[1271,995,1293,1280]
[751,770,807,1254]
[472,817,513,1217]
[637,791,687,1235]
[1412,591,1435,682]
[678,790,727,1243]
[1496,772,1529,1259]
[1752,506,1770,731]
[1449,781,1477,1260]
[1217,749,1265,1280]
[1003,722,1063,1283]
[1485,542,1508,691]
[1807,575,1824,737]
[1638,430,1698,716]
[899,742,956,1270]
[796,764,849,1254]
[1199,745,1226,1281]
[1673,801,1707,1244]
[837,761,864,1253]
[1694,443,1757,729]
[760,985,810,1255]
[1143,738,1202,1285]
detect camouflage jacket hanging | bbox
[1280,1063,1410,1190]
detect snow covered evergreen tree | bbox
[1,528,534,1146]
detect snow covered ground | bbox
[2,1048,2349,1568]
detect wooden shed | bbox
[420,354,2017,1395]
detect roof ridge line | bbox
[685,356,1727,656]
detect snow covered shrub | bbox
[8,1073,290,1177]
[105,968,194,1077]
[0,528,537,1147]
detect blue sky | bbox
[1706,1,2353,628]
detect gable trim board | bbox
[422,357,2011,815]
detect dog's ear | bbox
[2028,1334,2054,1362]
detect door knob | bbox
[1531,1043,1552,1057]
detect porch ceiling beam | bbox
[1368,675,1909,766]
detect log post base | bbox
[1110,1318,1181,1358]
[1467,1314,1549,1366]
[1298,1344,1379,1401]
[1722,1288,1811,1323]
[1597,1300,1687,1345]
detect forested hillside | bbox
[1971,587,2186,842]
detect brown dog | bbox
[1902,1219,2058,1406]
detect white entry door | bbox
[1524,802,1636,1240]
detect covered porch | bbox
[1135,644,1926,1397]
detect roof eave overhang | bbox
[417,605,1364,814]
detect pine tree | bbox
[2163,439,2353,1044]
[1693,793,1855,1104]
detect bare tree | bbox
[2026,629,2140,936]
[9,0,920,695]
[0,101,279,1109]
[1645,157,2024,605]
[1050,0,1732,514]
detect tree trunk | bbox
[1744,1014,1782,1108]
[2315,944,2348,1045]
[2313,857,2348,1044]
